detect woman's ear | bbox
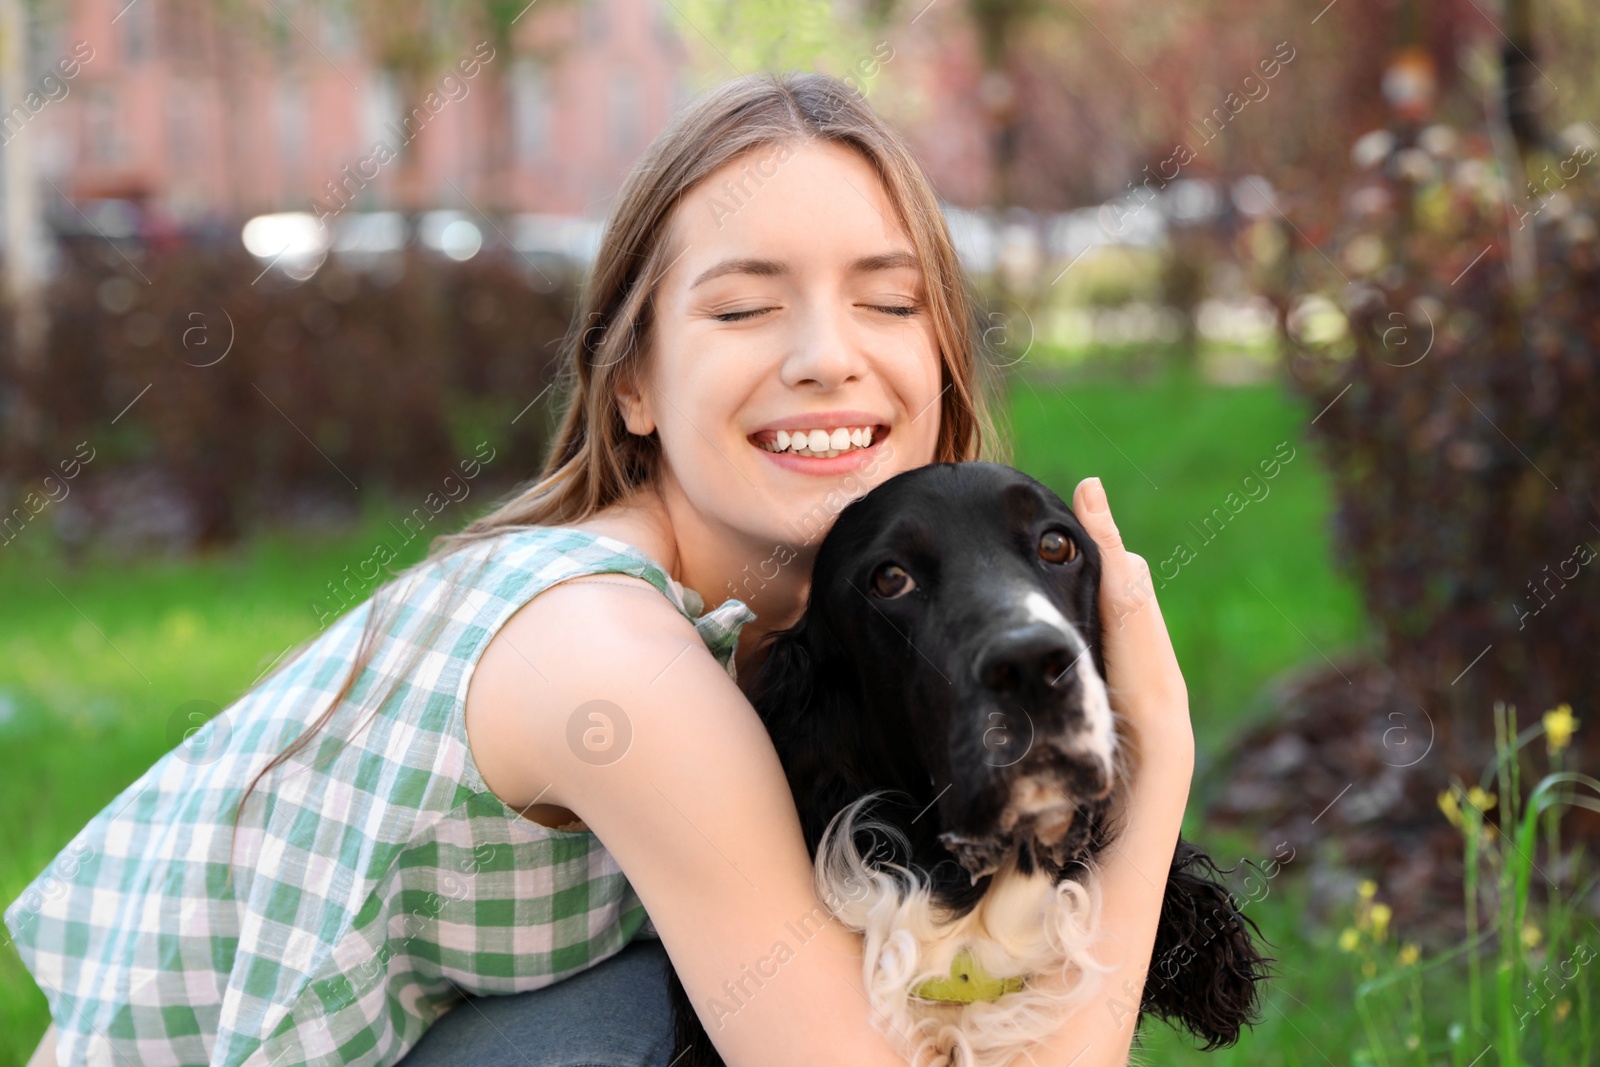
[615,376,656,436]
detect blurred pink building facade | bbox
[32,0,697,226]
[16,0,994,233]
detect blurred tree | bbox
[1263,33,1600,784]
[671,0,882,76]
[1502,0,1548,162]
[323,0,581,216]
[954,0,1053,213]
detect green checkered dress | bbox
[4,525,757,1067]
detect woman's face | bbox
[621,138,945,558]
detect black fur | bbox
[1142,843,1275,1051]
[663,462,1272,1063]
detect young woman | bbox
[10,71,1194,1067]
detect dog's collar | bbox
[912,949,1027,1003]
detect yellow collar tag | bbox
[912,948,1027,1003]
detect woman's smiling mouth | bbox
[747,412,892,474]
[755,424,882,458]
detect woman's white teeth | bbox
[767,426,875,457]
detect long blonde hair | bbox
[228,69,1009,860]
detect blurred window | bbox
[611,67,638,157]
[512,58,550,164]
[363,71,402,149]
[271,12,296,68]
[165,0,204,64]
[173,6,209,67]
[165,86,200,168]
[86,85,124,165]
[278,82,308,182]
[118,0,155,64]
[582,0,607,44]
[322,7,356,55]
[653,0,678,47]
[29,11,66,82]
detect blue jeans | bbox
[398,936,677,1067]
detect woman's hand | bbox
[1072,476,1195,772]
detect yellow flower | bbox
[1398,943,1421,966]
[1370,903,1392,942]
[1438,789,1462,827]
[1465,786,1496,812]
[1358,879,1377,900]
[1556,999,1572,1022]
[1521,923,1541,948]
[1338,927,1360,952]
[1544,704,1579,755]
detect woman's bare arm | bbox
[466,575,916,1067]
[26,1023,57,1067]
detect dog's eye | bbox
[870,563,916,598]
[1038,530,1077,564]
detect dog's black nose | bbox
[973,624,1082,698]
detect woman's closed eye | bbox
[712,307,771,322]
[710,303,921,322]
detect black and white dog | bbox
[667,462,1271,1067]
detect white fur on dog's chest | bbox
[815,796,1111,1067]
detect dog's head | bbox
[750,461,1116,885]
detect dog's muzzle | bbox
[972,620,1114,790]
[940,616,1116,882]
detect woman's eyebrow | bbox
[687,249,919,289]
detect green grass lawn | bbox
[1004,364,1372,762]
[0,365,1374,1065]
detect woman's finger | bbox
[1072,477,1188,711]
[1073,476,1150,626]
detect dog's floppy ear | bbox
[1140,838,1274,1049]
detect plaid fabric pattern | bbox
[4,525,757,1067]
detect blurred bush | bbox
[1270,118,1600,774]
[0,244,574,552]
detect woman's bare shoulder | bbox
[463,569,701,812]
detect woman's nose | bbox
[780,299,867,388]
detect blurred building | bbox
[24,0,695,233]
